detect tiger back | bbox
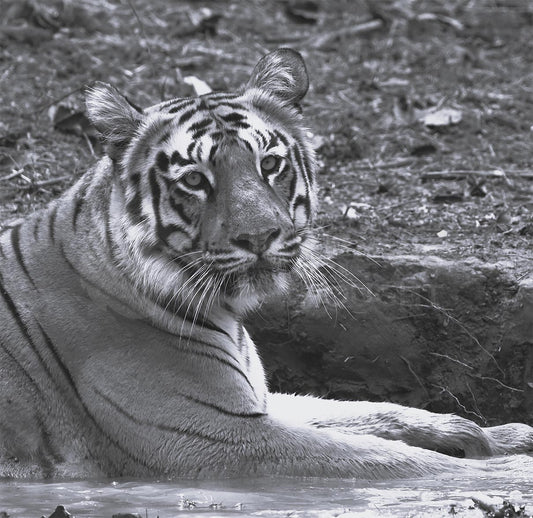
[1,49,532,479]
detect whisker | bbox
[292,258,333,318]
[296,256,356,319]
[189,271,216,343]
[161,259,206,314]
[314,232,382,267]
[300,243,374,296]
[178,264,213,344]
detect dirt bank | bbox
[248,250,533,426]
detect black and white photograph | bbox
[0,0,532,516]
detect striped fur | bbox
[1,49,532,479]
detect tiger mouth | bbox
[220,259,295,297]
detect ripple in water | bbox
[2,459,532,518]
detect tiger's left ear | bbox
[246,48,309,106]
[85,82,143,160]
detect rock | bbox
[48,506,71,518]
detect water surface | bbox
[3,460,532,518]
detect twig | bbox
[125,0,159,94]
[360,158,415,170]
[399,355,429,396]
[21,176,71,189]
[421,169,533,181]
[308,19,384,49]
[35,85,85,114]
[468,374,524,393]
[465,382,485,423]
[429,352,474,370]
[264,34,307,44]
[416,13,464,31]
[0,169,24,182]
[399,289,505,376]
[82,131,95,156]
[432,384,485,421]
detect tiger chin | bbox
[1,49,532,480]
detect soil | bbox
[1,0,532,426]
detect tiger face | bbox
[86,49,317,313]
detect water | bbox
[2,466,533,518]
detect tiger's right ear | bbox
[246,48,309,107]
[85,82,143,160]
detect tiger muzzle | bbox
[231,227,281,255]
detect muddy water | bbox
[2,460,533,518]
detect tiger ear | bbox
[246,48,309,106]
[85,82,143,160]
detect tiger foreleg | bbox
[162,413,479,479]
[267,393,533,458]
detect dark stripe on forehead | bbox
[170,150,194,168]
[208,143,219,164]
[210,131,223,143]
[176,107,197,123]
[266,130,280,150]
[196,141,204,161]
[220,128,238,139]
[186,140,196,158]
[211,101,245,111]
[168,101,196,115]
[188,118,212,135]
[161,98,195,111]
[275,130,289,147]
[220,112,245,123]
[204,93,239,101]
[191,126,210,141]
[219,112,250,128]
[254,129,268,148]
[156,151,169,172]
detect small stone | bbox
[48,506,71,518]
[437,229,448,238]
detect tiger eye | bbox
[182,171,204,188]
[261,155,279,172]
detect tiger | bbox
[1,48,532,479]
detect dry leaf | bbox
[183,76,212,96]
[421,108,462,127]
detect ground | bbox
[1,0,532,425]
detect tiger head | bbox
[86,49,317,315]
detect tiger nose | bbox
[232,228,281,255]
